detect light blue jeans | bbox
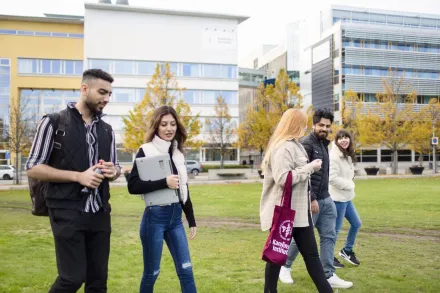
[139,203,196,293]
[334,200,362,252]
[284,196,337,279]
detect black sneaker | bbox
[339,248,360,266]
[334,257,344,269]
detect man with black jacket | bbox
[26,69,121,293]
[278,109,353,289]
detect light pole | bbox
[433,122,437,174]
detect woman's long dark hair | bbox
[334,129,356,162]
[145,106,187,152]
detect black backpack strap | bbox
[45,110,67,151]
[55,110,67,136]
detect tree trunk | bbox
[220,152,224,169]
[418,154,423,167]
[392,150,398,175]
[14,152,20,185]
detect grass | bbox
[0,177,439,293]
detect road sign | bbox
[432,137,439,145]
[5,151,10,160]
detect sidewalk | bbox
[1,172,439,191]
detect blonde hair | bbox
[262,108,308,172]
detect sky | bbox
[2,0,440,61]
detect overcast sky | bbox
[2,0,440,60]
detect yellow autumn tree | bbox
[339,89,362,146]
[123,63,202,152]
[408,98,440,166]
[357,76,416,174]
[238,69,303,157]
[205,95,235,168]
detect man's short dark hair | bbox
[313,108,334,124]
[82,69,114,84]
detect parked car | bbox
[185,160,202,176]
[0,165,15,180]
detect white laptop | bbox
[135,154,180,207]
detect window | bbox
[114,61,134,75]
[169,63,178,75]
[182,63,199,77]
[369,13,386,24]
[113,88,136,103]
[205,148,238,161]
[75,61,83,75]
[352,12,369,22]
[51,60,61,74]
[404,17,420,27]
[387,15,403,25]
[202,91,218,104]
[221,65,237,79]
[42,60,51,74]
[90,59,110,72]
[35,31,51,36]
[136,88,146,102]
[183,90,197,104]
[52,32,68,37]
[117,149,133,163]
[221,91,238,104]
[203,64,221,78]
[420,18,437,29]
[138,61,155,75]
[18,59,83,75]
[65,61,75,75]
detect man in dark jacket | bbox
[26,69,121,293]
[278,109,353,289]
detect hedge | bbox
[201,164,251,172]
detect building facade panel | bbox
[311,36,334,110]
[343,25,440,45]
[84,7,239,65]
[344,48,440,71]
[344,75,440,96]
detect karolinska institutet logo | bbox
[279,220,293,241]
[270,220,294,255]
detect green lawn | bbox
[0,178,439,293]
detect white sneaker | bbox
[279,266,294,284]
[327,273,353,289]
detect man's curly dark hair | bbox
[313,108,334,124]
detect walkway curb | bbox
[1,173,438,191]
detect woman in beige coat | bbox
[260,109,333,293]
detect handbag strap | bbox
[280,171,293,208]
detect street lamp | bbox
[432,121,438,173]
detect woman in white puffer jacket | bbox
[329,130,362,266]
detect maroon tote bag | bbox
[262,171,296,265]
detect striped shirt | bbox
[25,103,120,213]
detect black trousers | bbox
[48,208,111,293]
[264,214,333,293]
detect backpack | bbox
[29,111,67,216]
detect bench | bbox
[208,169,251,180]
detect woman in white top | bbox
[329,130,362,266]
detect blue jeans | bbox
[139,203,196,293]
[284,196,337,278]
[335,200,362,252]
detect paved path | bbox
[1,172,438,191]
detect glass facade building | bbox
[313,6,440,114]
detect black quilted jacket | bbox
[299,133,331,201]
